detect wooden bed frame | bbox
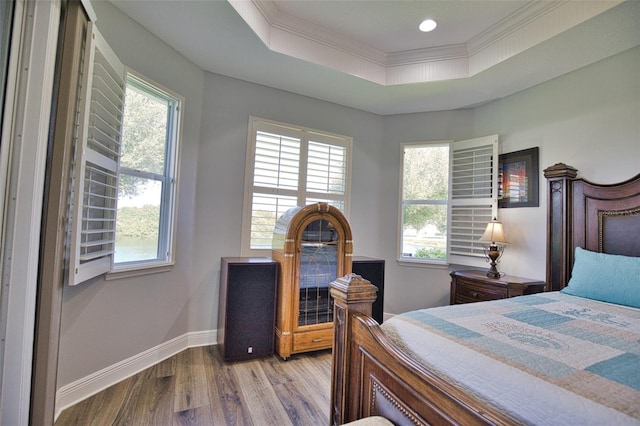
[329,163,640,425]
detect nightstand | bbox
[450,270,545,305]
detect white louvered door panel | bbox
[448,135,499,264]
[68,26,125,286]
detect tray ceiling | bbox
[108,0,640,114]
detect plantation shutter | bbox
[67,26,125,286]
[248,122,302,249]
[244,118,352,253]
[448,135,498,266]
[304,132,349,210]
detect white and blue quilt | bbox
[381,292,640,425]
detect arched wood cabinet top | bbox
[272,202,353,256]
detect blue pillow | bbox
[561,247,640,308]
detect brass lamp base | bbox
[485,247,502,279]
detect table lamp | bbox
[478,218,508,278]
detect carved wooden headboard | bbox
[545,163,640,291]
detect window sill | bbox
[396,258,449,269]
[105,261,175,281]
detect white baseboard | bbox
[54,330,217,420]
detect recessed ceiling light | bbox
[419,19,437,32]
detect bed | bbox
[330,163,640,425]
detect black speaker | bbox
[218,257,278,361]
[352,257,385,323]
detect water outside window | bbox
[115,83,168,263]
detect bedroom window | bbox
[242,117,352,256]
[112,72,182,271]
[400,143,450,261]
[399,135,498,266]
[66,25,182,285]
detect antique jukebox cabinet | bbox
[272,202,353,359]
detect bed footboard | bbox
[330,274,514,426]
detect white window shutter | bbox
[242,117,352,255]
[253,128,301,191]
[448,135,499,266]
[306,139,347,196]
[67,26,125,286]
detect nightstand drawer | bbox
[450,270,545,305]
[455,279,507,303]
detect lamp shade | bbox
[479,220,508,244]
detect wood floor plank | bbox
[279,352,332,419]
[233,360,293,426]
[301,352,332,399]
[55,346,332,426]
[83,379,135,426]
[129,374,175,425]
[54,398,91,425]
[203,348,254,425]
[174,347,210,412]
[153,352,177,378]
[109,371,148,426]
[173,404,214,426]
[261,352,330,424]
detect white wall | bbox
[473,45,640,281]
[192,73,387,335]
[380,46,640,314]
[379,110,475,314]
[55,0,640,398]
[57,1,205,386]
[57,1,387,389]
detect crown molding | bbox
[227,0,623,86]
[253,0,388,65]
[468,0,624,76]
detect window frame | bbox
[398,136,498,268]
[64,27,183,286]
[107,69,183,279]
[397,140,452,267]
[241,117,352,257]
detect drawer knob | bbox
[470,291,479,298]
[312,338,323,343]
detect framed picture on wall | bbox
[498,147,539,208]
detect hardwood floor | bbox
[55,346,332,426]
